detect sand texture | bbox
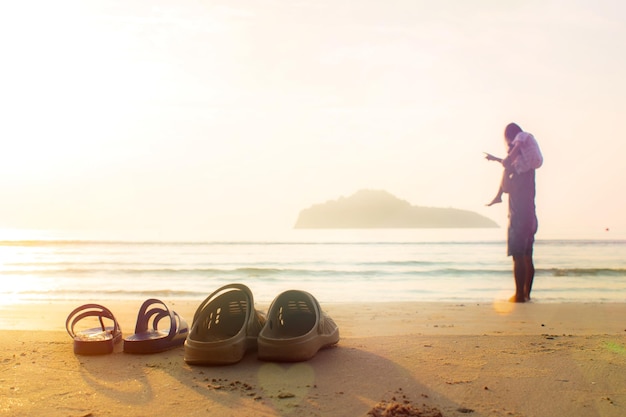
[1,301,625,416]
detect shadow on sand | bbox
[77,341,474,417]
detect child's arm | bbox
[484,152,503,163]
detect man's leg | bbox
[511,254,526,302]
[523,255,535,301]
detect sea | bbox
[1,228,625,305]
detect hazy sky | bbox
[1,0,625,239]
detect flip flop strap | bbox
[65,304,120,338]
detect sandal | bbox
[65,304,122,355]
[184,283,265,365]
[258,290,339,362]
[123,299,188,354]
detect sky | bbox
[1,0,625,240]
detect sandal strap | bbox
[133,299,178,340]
[192,283,253,326]
[65,304,121,338]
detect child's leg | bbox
[486,170,507,206]
[501,168,512,193]
[486,186,503,206]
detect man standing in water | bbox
[487,122,539,302]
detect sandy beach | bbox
[1,300,625,417]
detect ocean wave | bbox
[18,288,204,297]
[3,265,626,278]
[543,267,626,277]
[3,266,617,278]
[1,289,208,302]
[2,238,625,248]
[0,239,507,247]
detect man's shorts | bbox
[507,220,538,257]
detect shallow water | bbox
[1,229,625,304]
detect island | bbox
[294,189,499,229]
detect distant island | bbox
[294,190,499,229]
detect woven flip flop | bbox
[65,304,122,355]
[123,299,188,354]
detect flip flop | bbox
[123,299,188,354]
[66,304,123,355]
[258,290,339,362]
[184,283,266,365]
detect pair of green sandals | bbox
[66,284,339,363]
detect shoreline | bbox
[2,301,625,416]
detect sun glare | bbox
[492,296,516,316]
[0,229,59,305]
[0,252,38,306]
